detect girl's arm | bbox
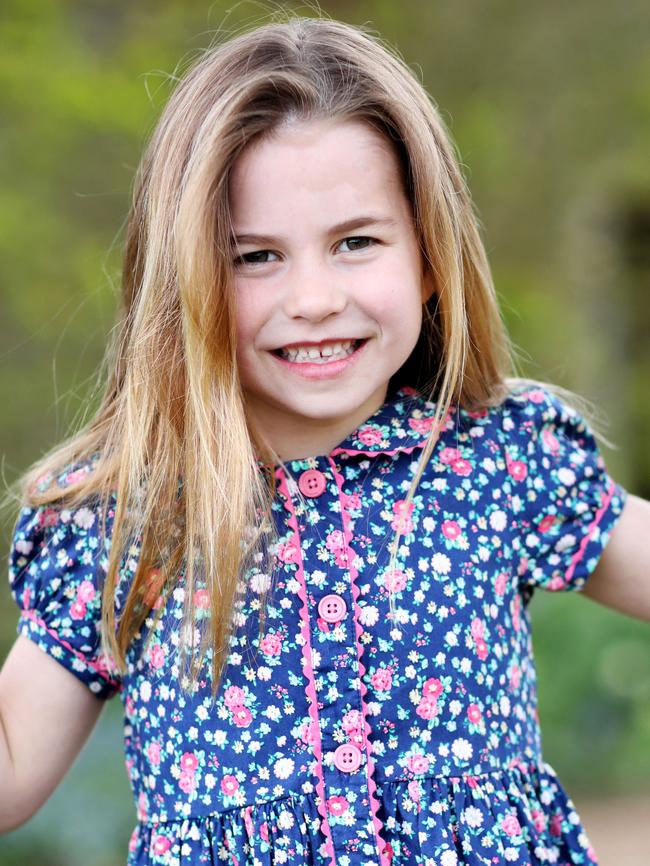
[0,635,104,832]
[582,493,650,620]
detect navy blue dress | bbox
[9,383,627,865]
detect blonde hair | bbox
[12,14,564,697]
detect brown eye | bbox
[233,250,279,266]
[338,236,376,253]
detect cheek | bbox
[369,279,424,334]
[399,303,424,346]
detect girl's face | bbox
[229,117,434,461]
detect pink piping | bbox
[564,477,618,585]
[275,468,338,866]
[327,456,391,866]
[19,608,121,688]
[330,441,426,458]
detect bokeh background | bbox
[1,1,649,864]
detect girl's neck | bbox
[250,384,390,462]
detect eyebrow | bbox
[231,215,397,246]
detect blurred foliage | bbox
[1,0,649,863]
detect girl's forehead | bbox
[229,118,407,226]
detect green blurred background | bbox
[1,0,649,863]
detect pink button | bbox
[298,469,327,498]
[318,594,347,623]
[333,743,362,773]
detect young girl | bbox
[2,14,648,866]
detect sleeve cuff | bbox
[17,610,121,700]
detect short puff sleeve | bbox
[500,384,628,592]
[8,497,121,699]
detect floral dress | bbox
[8,383,628,866]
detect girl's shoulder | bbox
[8,455,121,698]
[454,379,602,450]
[456,378,578,422]
[367,381,594,456]
[27,451,104,498]
[9,453,114,598]
[11,453,113,565]
[444,378,627,595]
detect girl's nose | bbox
[282,265,348,321]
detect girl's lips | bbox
[270,338,368,380]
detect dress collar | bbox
[257,386,449,472]
[331,385,444,457]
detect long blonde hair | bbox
[14,15,549,697]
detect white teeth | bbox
[279,339,358,363]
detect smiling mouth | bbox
[273,339,365,363]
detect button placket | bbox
[288,458,383,864]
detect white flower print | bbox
[431,552,451,574]
[273,757,294,780]
[359,604,379,626]
[196,704,209,722]
[555,533,577,553]
[278,810,295,830]
[250,572,272,593]
[525,532,540,549]
[462,806,484,828]
[73,507,95,529]
[489,510,507,531]
[140,681,152,702]
[311,570,327,587]
[451,738,473,761]
[557,467,576,486]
